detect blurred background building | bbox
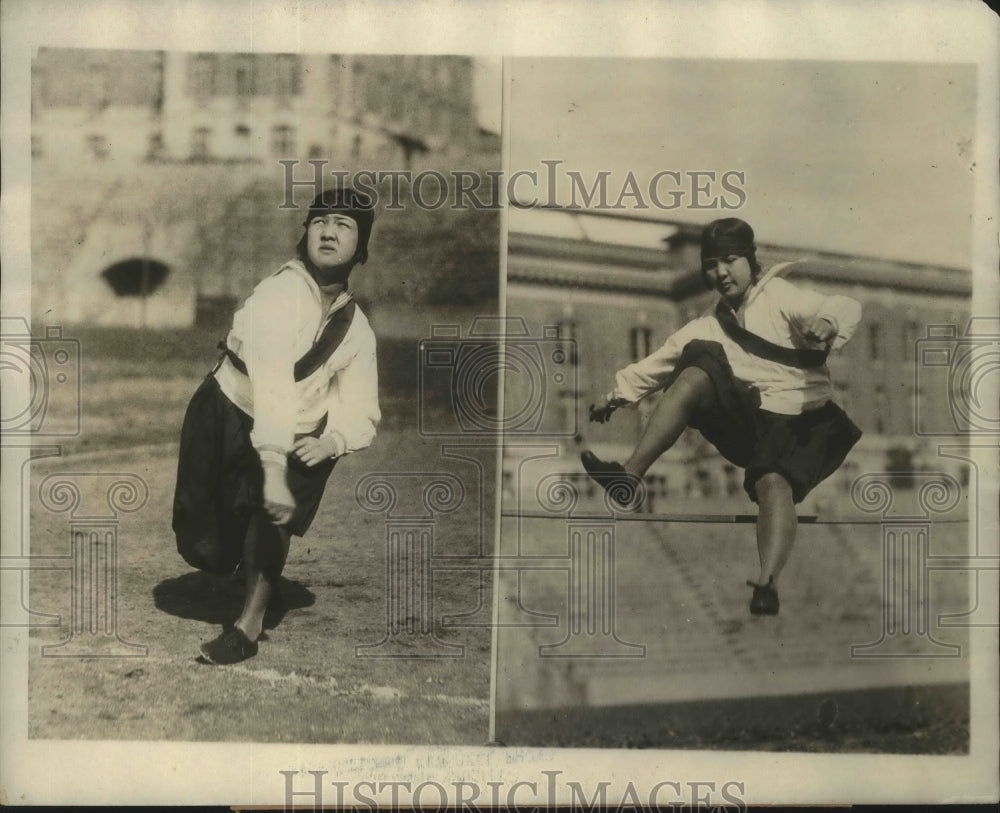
[32,49,477,171]
[504,206,972,509]
[30,48,496,329]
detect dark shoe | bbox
[580,450,640,509]
[199,627,259,665]
[747,578,780,616]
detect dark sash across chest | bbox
[223,299,357,382]
[714,301,828,369]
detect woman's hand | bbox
[262,463,296,525]
[293,435,340,466]
[589,398,629,424]
[800,315,837,345]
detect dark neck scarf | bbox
[222,297,357,382]
[714,300,828,369]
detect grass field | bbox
[26,327,494,744]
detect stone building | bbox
[32,49,476,170]
[504,206,972,508]
[30,48,482,327]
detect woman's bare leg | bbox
[623,366,715,476]
[753,472,797,586]
[235,512,290,642]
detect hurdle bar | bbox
[501,510,968,525]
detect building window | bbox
[272,125,295,156]
[190,53,217,98]
[555,322,578,436]
[87,134,109,160]
[874,384,886,434]
[31,135,42,159]
[234,125,251,159]
[437,61,451,89]
[429,103,444,136]
[368,71,387,116]
[308,143,325,160]
[85,62,109,113]
[328,55,343,101]
[868,322,881,361]
[352,61,367,115]
[389,87,404,122]
[629,327,652,362]
[191,127,211,161]
[146,132,164,161]
[351,133,362,159]
[451,108,468,142]
[31,65,48,114]
[557,321,578,366]
[276,54,301,96]
[235,55,255,100]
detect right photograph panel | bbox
[494,57,976,752]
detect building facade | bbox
[30,48,483,328]
[32,49,477,171]
[504,207,972,510]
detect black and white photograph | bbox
[494,56,981,756]
[1,0,997,808]
[15,44,502,745]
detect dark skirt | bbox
[172,375,336,574]
[664,340,862,504]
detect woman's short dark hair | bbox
[296,187,375,270]
[700,217,762,288]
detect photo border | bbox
[2,0,997,806]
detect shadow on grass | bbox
[152,570,316,632]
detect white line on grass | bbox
[218,663,488,708]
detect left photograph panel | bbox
[20,48,501,744]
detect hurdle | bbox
[502,509,968,525]
[500,467,975,663]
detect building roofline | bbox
[509,204,970,279]
[507,254,681,298]
[508,232,669,271]
[509,221,972,299]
